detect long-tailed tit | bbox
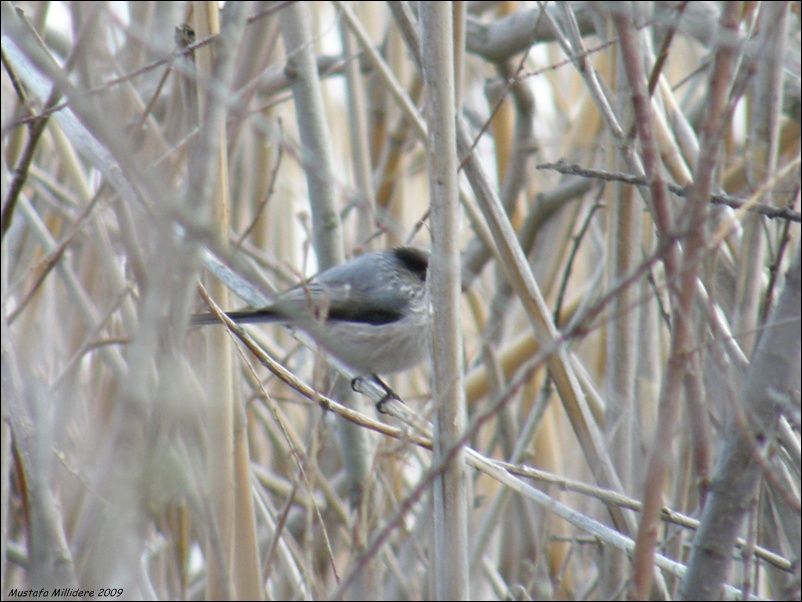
[191,247,431,388]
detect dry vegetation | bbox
[1,1,800,600]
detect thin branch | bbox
[537,161,801,222]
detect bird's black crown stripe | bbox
[393,247,429,281]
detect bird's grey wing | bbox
[272,255,408,325]
[272,282,406,325]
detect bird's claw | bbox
[351,375,403,413]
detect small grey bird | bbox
[191,247,431,381]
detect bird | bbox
[191,247,431,403]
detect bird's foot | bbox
[351,375,403,414]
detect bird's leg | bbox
[350,374,402,413]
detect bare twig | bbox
[537,161,801,222]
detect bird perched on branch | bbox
[192,247,431,404]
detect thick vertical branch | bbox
[280,1,343,269]
[420,4,470,600]
[734,2,788,354]
[340,22,376,248]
